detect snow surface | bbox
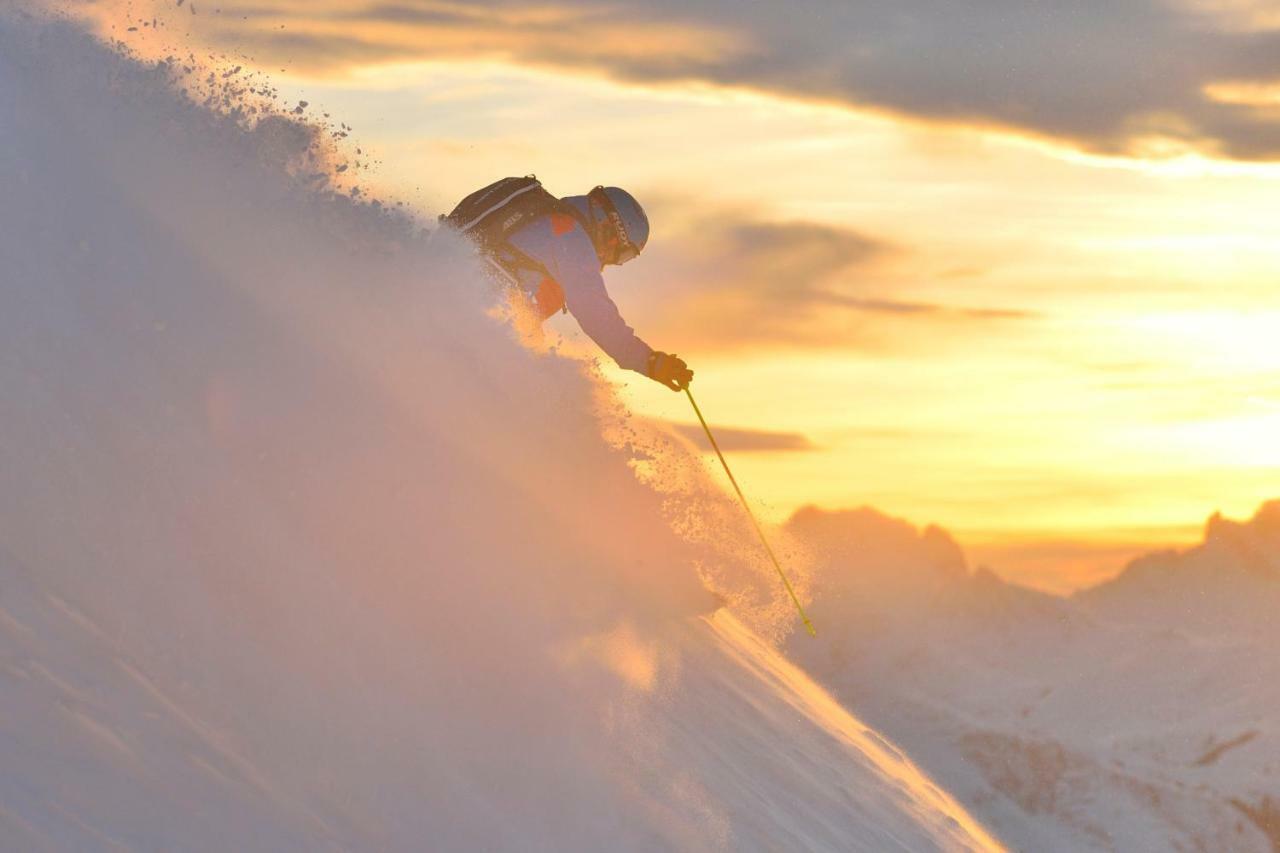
[785,505,1280,852]
[0,15,1002,851]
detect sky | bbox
[58,0,1280,592]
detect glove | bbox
[647,351,694,392]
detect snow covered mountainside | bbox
[786,503,1280,851]
[0,15,1001,851]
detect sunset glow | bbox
[71,0,1280,591]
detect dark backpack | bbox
[442,176,590,283]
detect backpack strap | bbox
[445,176,590,249]
[444,177,595,305]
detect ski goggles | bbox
[589,186,640,266]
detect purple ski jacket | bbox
[500,195,653,375]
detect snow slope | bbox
[785,504,1280,851]
[0,15,1001,851]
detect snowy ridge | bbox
[694,612,1002,850]
[0,15,1000,851]
[786,504,1280,851]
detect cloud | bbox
[710,222,885,298]
[647,219,888,311]
[126,0,1280,160]
[668,422,815,453]
[164,0,753,76]
[624,218,891,347]
[624,215,1030,349]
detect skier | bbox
[444,177,694,392]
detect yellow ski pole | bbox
[685,387,816,637]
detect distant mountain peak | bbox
[1202,503,1280,579]
[1073,500,1280,635]
[786,505,969,586]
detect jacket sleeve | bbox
[545,221,654,375]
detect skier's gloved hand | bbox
[647,351,693,392]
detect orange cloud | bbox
[122,0,755,76]
[65,0,1280,160]
[668,422,815,453]
[622,214,1031,350]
